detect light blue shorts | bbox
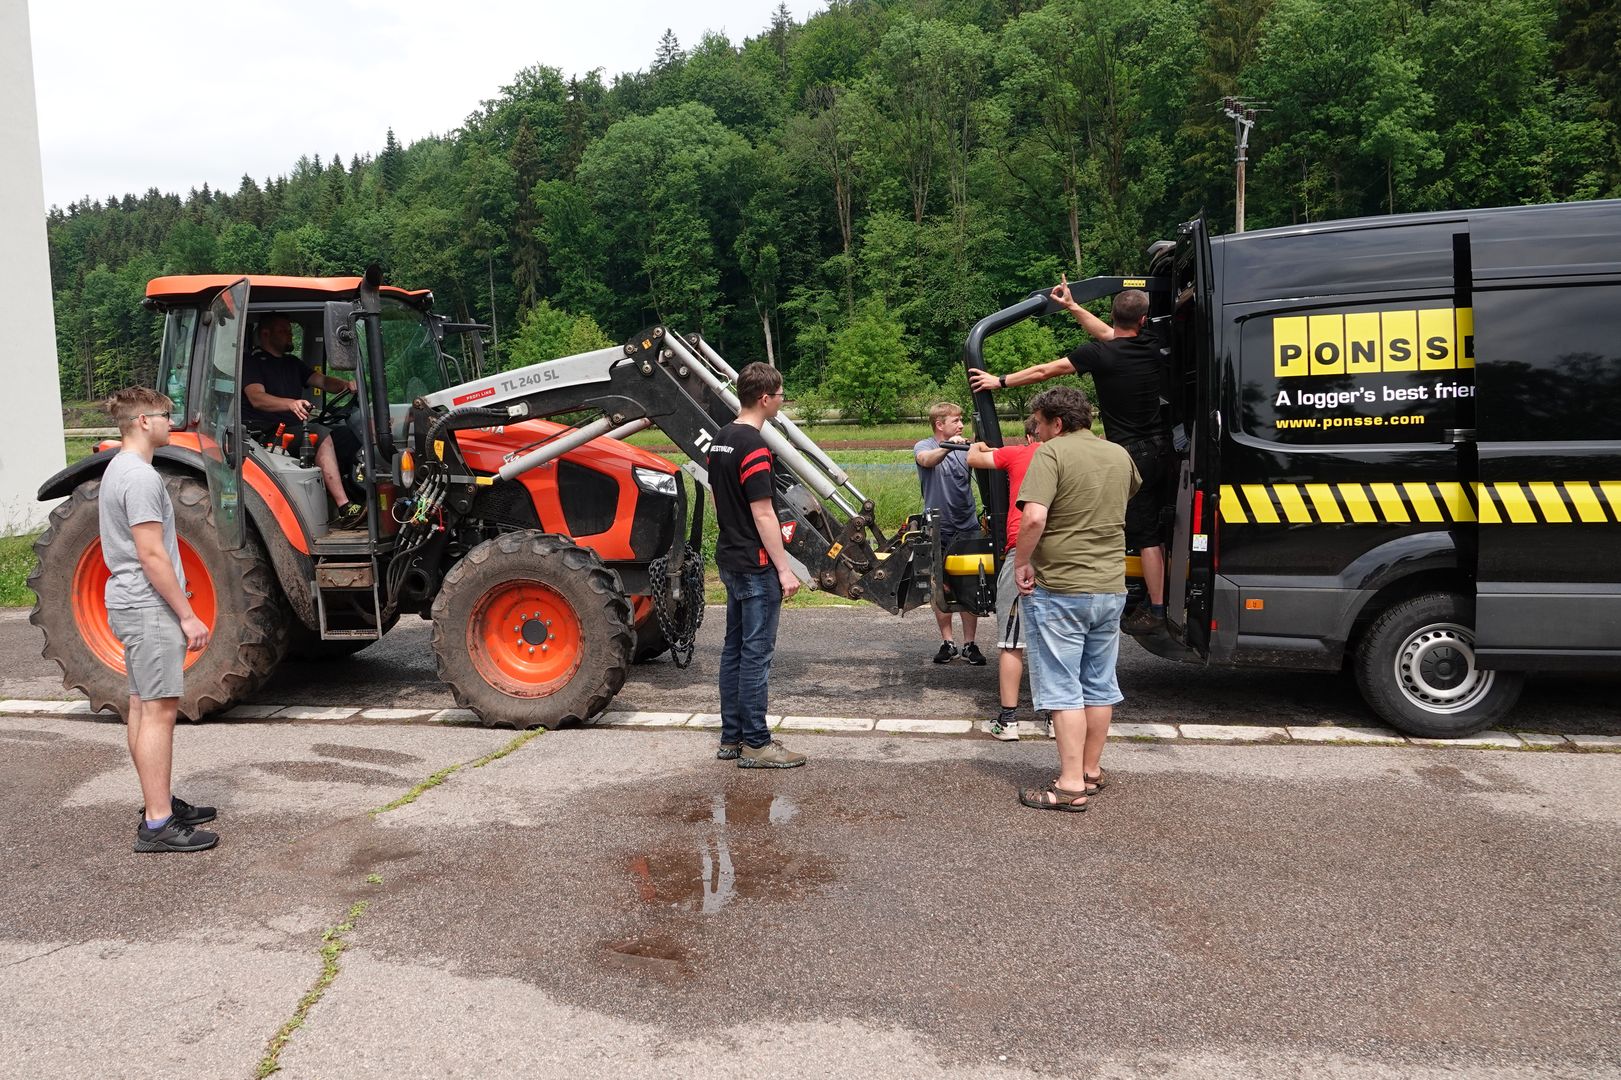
[1023,588,1126,711]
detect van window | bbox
[1474,282,1621,442]
[1236,301,1473,445]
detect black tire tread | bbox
[29,474,287,719]
[1353,590,1524,739]
[429,531,633,729]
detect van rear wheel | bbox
[1354,592,1524,738]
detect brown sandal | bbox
[1084,770,1107,791]
[1018,784,1090,813]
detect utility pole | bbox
[1220,98,1258,233]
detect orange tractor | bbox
[30,272,699,726]
[33,269,987,727]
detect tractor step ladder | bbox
[314,560,386,640]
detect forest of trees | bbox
[45,0,1620,420]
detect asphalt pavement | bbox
[2,715,1618,1079]
[2,606,1617,735]
[3,605,1618,1077]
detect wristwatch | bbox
[998,374,1008,389]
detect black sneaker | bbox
[134,818,219,853]
[332,502,367,530]
[962,643,987,666]
[171,795,216,826]
[716,742,740,760]
[932,641,959,664]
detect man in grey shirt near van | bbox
[99,387,218,852]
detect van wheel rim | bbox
[1394,622,1493,714]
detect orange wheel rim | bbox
[469,580,582,697]
[70,539,217,673]
[630,594,654,627]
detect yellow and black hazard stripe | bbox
[1219,481,1621,526]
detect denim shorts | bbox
[1023,588,1126,710]
[107,605,186,701]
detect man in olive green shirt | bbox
[1013,385,1140,812]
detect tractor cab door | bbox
[197,279,251,551]
[1163,217,1218,655]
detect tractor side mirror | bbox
[324,302,360,371]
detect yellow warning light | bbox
[1245,598,1264,610]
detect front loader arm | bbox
[407,325,945,614]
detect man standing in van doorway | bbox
[1013,385,1139,812]
[968,280,1172,634]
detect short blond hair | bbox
[927,401,962,426]
[104,387,173,434]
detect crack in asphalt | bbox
[252,726,546,1077]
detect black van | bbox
[966,199,1621,737]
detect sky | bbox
[28,0,822,210]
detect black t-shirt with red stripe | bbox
[709,421,778,574]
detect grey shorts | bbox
[108,606,185,701]
[994,558,1025,650]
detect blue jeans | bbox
[718,567,782,749]
[1023,588,1127,711]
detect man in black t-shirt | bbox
[243,315,366,530]
[706,361,806,769]
[969,280,1172,633]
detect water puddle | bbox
[625,790,830,915]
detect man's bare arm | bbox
[131,522,211,650]
[749,498,801,599]
[965,442,997,470]
[244,381,311,421]
[1050,274,1115,341]
[1013,502,1049,595]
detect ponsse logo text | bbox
[1274,306,1475,379]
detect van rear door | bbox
[1469,203,1621,668]
[1163,217,1219,655]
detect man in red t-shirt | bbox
[967,415,1048,740]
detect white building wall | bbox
[1,0,66,535]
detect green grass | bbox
[66,437,104,463]
[0,533,38,607]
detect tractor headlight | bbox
[633,466,678,498]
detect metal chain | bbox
[647,545,706,668]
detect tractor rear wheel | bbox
[430,531,633,728]
[29,475,288,719]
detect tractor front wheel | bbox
[430,531,633,728]
[28,475,288,719]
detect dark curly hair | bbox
[1029,385,1093,435]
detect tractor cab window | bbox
[156,308,199,427]
[363,300,449,404]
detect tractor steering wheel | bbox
[311,386,359,427]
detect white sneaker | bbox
[984,717,1020,741]
[1039,711,1056,739]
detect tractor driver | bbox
[243,315,367,529]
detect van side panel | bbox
[1211,221,1474,667]
[1469,207,1621,666]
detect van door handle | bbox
[1444,427,1476,444]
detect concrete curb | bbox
[0,697,1613,751]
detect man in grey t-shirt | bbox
[914,401,983,665]
[98,387,218,853]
